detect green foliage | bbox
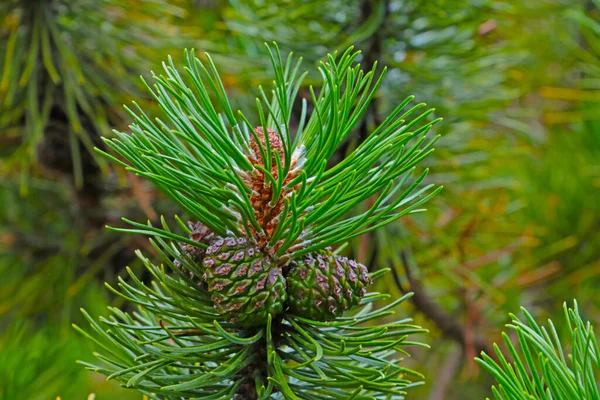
[1,1,598,399]
[0,0,183,189]
[561,1,600,121]
[477,301,599,400]
[0,323,87,400]
[0,178,80,319]
[0,322,139,400]
[101,45,440,259]
[77,237,427,399]
[225,0,520,124]
[0,176,145,322]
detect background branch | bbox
[392,249,490,355]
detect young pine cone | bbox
[286,250,372,321]
[202,236,287,326]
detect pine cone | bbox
[286,250,372,321]
[202,236,286,325]
[244,126,301,243]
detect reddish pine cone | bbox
[286,250,372,321]
[245,126,296,241]
[202,236,286,325]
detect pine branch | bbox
[78,43,439,398]
[0,0,183,190]
[76,234,428,399]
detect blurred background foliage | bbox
[0,0,598,399]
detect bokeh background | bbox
[0,0,598,399]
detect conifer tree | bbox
[76,44,441,399]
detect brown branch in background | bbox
[392,250,490,355]
[427,347,464,400]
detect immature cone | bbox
[245,127,300,244]
[286,250,372,321]
[202,236,286,325]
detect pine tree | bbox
[75,44,441,399]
